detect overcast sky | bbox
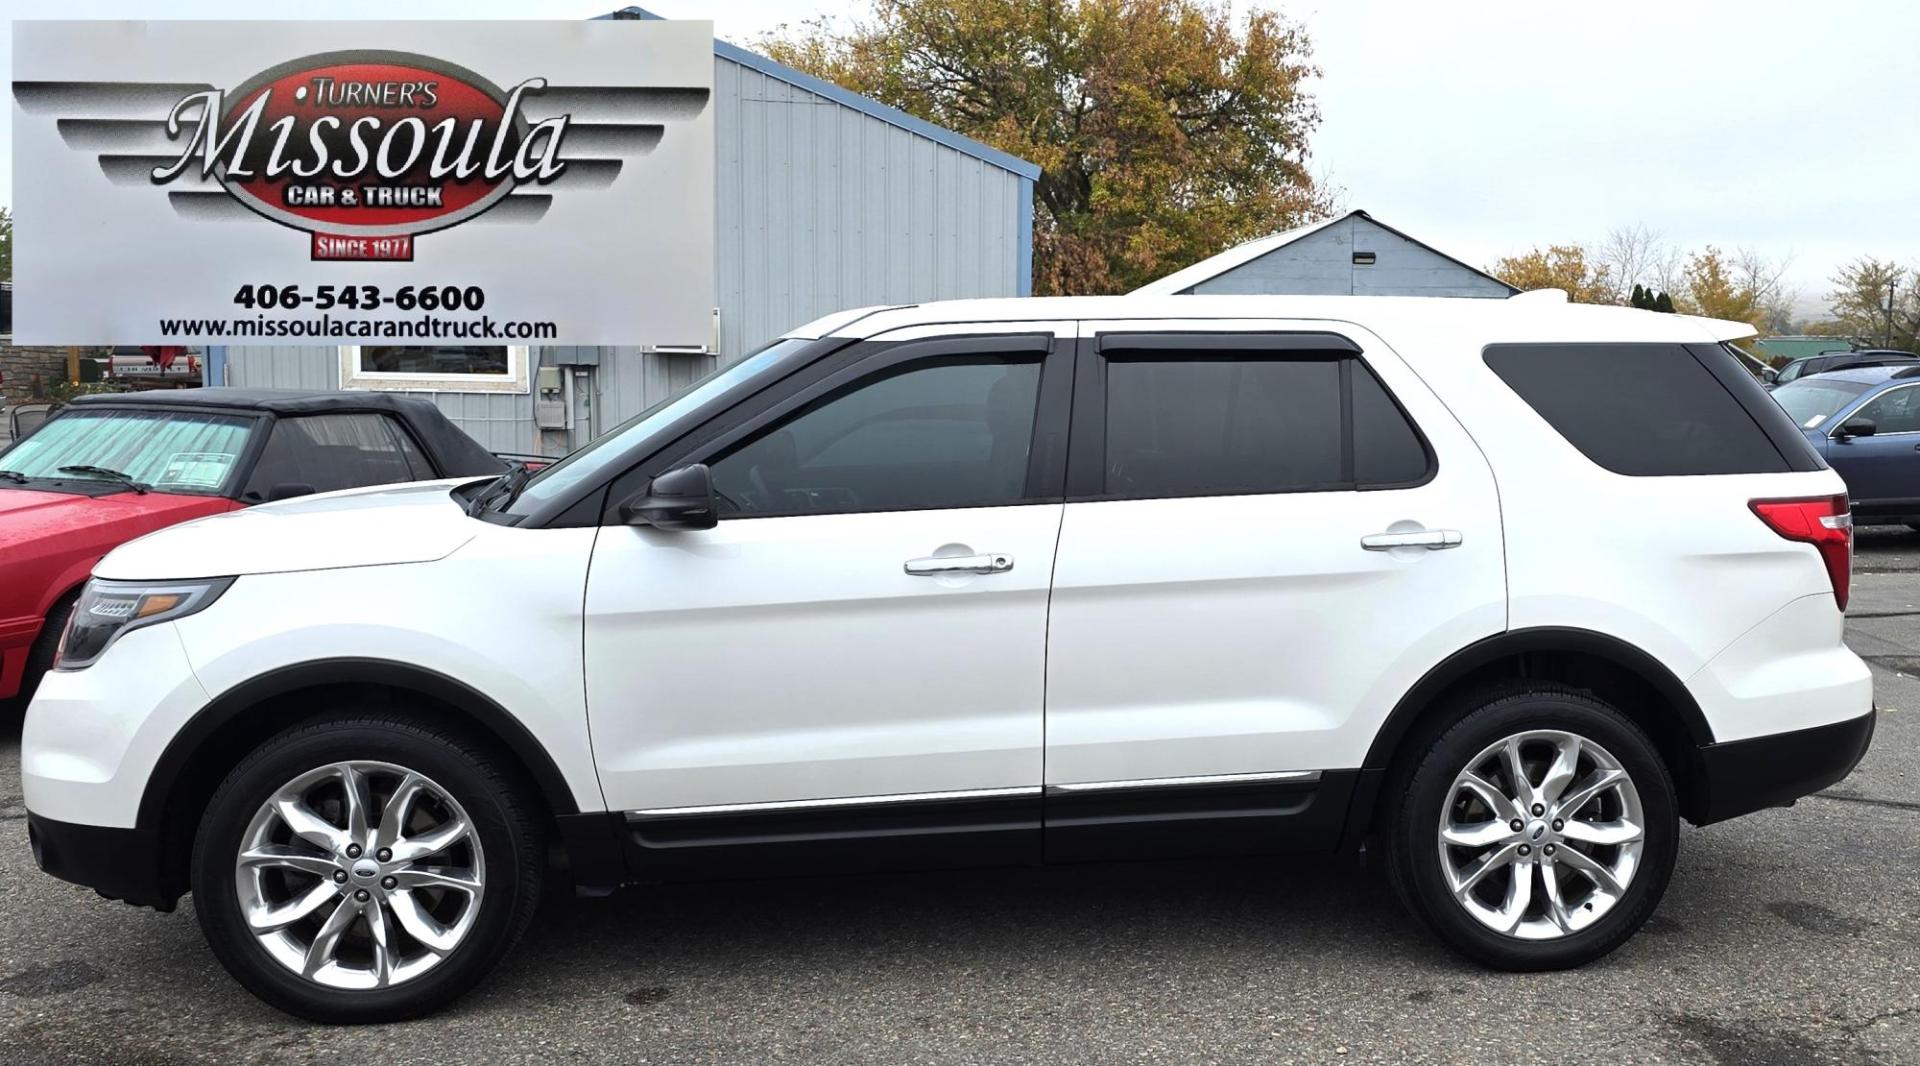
[5,0,1916,314]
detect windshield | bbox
[0,408,256,493]
[1772,378,1873,429]
[503,338,816,515]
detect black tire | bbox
[191,713,544,1023]
[17,591,77,707]
[1384,684,1678,971]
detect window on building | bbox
[241,413,433,500]
[708,357,1044,517]
[339,346,529,393]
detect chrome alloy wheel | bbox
[1437,730,1645,940]
[234,761,484,990]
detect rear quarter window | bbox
[1483,343,1819,476]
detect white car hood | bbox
[95,479,487,580]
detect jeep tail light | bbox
[1750,494,1851,611]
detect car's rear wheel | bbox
[1385,685,1678,970]
[191,714,543,1022]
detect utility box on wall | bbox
[534,366,567,430]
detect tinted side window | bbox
[709,358,1042,517]
[244,413,422,499]
[1856,387,1920,434]
[1484,344,1791,476]
[1100,353,1432,498]
[1352,360,1431,485]
[1105,357,1343,496]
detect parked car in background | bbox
[1727,344,1778,384]
[1773,365,1920,527]
[0,389,507,708]
[1771,349,1920,387]
[21,295,1872,1022]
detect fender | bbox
[37,562,97,622]
[1362,626,1716,770]
[135,656,582,835]
[0,576,89,700]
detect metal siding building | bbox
[1133,210,1518,300]
[223,27,1038,456]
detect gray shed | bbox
[214,11,1040,456]
[1133,209,1517,299]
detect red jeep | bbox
[0,389,509,705]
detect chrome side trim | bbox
[1046,770,1322,793]
[628,786,1042,819]
[627,772,1323,818]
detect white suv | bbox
[22,295,1875,1022]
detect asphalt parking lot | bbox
[1,540,1915,1065]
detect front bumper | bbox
[1689,709,1876,825]
[20,623,210,828]
[26,812,176,910]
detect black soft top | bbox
[68,388,506,477]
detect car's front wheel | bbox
[1385,685,1678,970]
[191,714,543,1022]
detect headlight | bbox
[56,577,235,671]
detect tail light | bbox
[1750,494,1851,611]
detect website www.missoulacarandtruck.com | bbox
[155,313,560,340]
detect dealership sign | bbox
[12,21,715,346]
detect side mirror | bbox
[1835,417,1877,441]
[620,463,718,531]
[267,482,317,501]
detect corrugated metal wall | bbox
[580,345,714,441]
[225,48,1033,454]
[1188,216,1512,299]
[711,55,1025,362]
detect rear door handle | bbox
[1360,529,1462,551]
[905,553,1014,576]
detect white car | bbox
[22,294,1874,1022]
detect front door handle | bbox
[904,553,1014,576]
[1361,529,1463,551]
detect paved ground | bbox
[2,543,1917,1064]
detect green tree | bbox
[1826,257,1918,352]
[762,0,1333,295]
[0,206,12,284]
[1630,284,1675,312]
[1674,245,1771,332]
